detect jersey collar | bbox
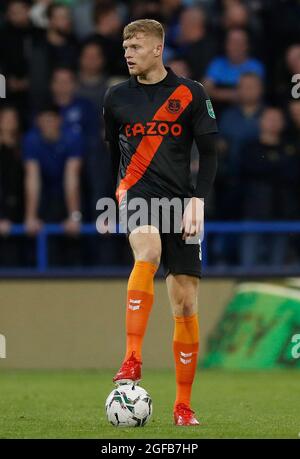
[129,66,179,88]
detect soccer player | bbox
[103,19,218,426]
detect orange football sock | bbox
[173,314,199,409]
[125,260,158,361]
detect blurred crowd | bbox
[1,0,300,269]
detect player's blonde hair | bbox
[123,19,165,42]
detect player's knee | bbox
[182,302,196,316]
[175,303,196,317]
[172,294,196,316]
[137,247,161,265]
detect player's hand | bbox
[181,197,204,241]
[0,219,12,236]
[63,218,81,236]
[25,217,43,236]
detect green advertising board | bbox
[203,283,300,369]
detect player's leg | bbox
[166,274,200,425]
[161,226,202,424]
[126,226,161,361]
[113,226,161,384]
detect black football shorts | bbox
[118,193,202,278]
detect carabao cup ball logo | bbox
[167,99,181,114]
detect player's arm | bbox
[182,83,218,240]
[103,88,121,190]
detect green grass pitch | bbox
[0,369,299,439]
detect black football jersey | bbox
[103,67,218,202]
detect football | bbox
[105,384,153,427]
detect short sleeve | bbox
[191,82,218,137]
[103,87,119,142]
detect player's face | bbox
[123,33,163,76]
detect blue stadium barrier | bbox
[1,221,300,277]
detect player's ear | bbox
[154,44,162,57]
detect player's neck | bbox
[137,65,168,85]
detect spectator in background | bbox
[23,104,83,265]
[45,0,77,69]
[211,73,264,265]
[287,99,300,264]
[220,0,263,52]
[286,44,300,80]
[87,1,126,77]
[0,107,23,226]
[129,0,163,23]
[240,107,300,267]
[219,72,264,175]
[70,0,95,39]
[50,66,112,222]
[275,44,300,105]
[174,6,217,81]
[77,40,108,110]
[0,0,299,273]
[50,66,98,151]
[161,0,184,47]
[167,57,191,79]
[0,0,40,121]
[30,2,78,109]
[0,106,24,266]
[205,28,265,114]
[261,0,300,57]
[223,1,250,30]
[288,100,300,146]
[73,0,128,42]
[0,1,6,22]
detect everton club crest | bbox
[166,99,181,114]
